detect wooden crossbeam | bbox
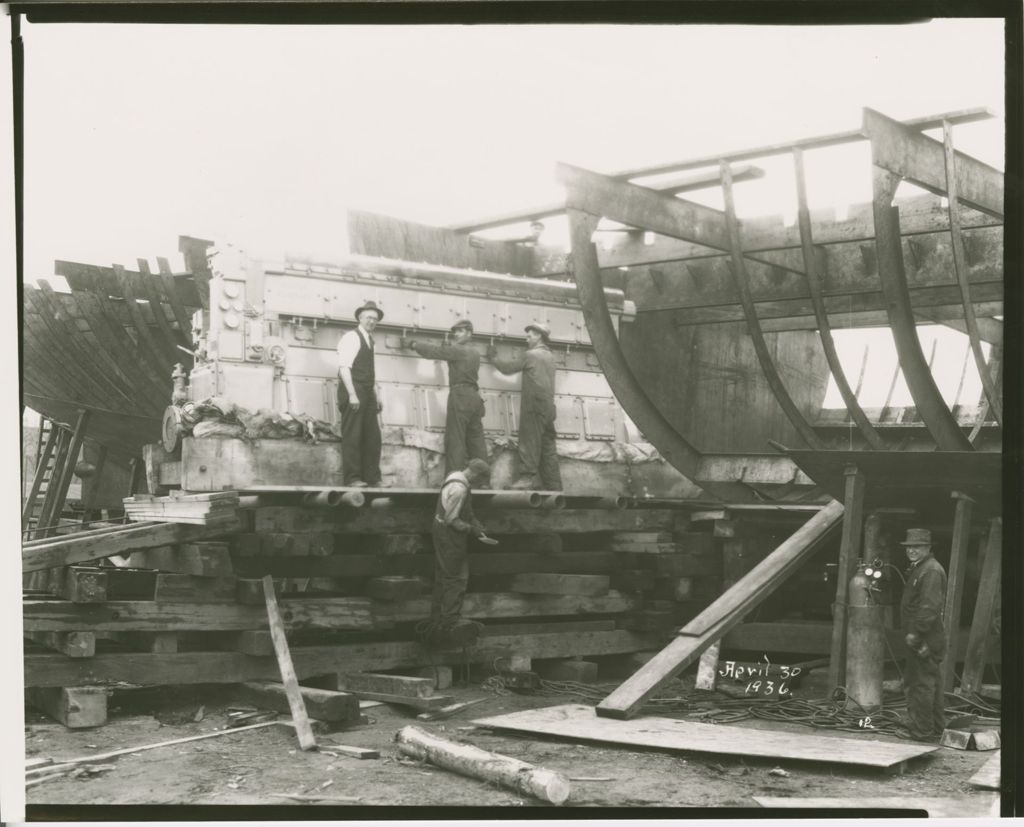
[864,107,1003,218]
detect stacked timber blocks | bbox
[123,491,240,527]
[24,503,701,727]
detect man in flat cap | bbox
[899,527,948,741]
[417,457,492,649]
[402,319,488,475]
[487,323,562,491]
[337,301,386,487]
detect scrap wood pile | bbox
[23,503,731,735]
[123,491,240,527]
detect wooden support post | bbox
[960,518,1000,695]
[695,536,747,691]
[79,443,109,527]
[38,409,91,540]
[22,420,60,529]
[828,465,866,692]
[31,426,72,542]
[942,491,975,692]
[261,575,316,750]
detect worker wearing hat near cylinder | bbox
[337,301,386,487]
[487,323,562,491]
[899,527,947,741]
[402,319,489,475]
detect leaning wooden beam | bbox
[941,121,1002,425]
[792,147,886,450]
[596,499,845,719]
[566,207,752,503]
[719,160,824,449]
[863,107,1003,218]
[22,420,60,528]
[22,521,229,572]
[870,167,972,450]
[448,165,764,233]
[395,725,571,805]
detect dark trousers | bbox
[904,651,946,738]
[518,410,562,489]
[338,382,382,485]
[431,521,468,622]
[444,386,488,475]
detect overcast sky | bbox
[20,19,1004,275]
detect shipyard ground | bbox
[25,679,998,813]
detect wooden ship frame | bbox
[21,107,1003,730]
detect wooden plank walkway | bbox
[473,704,937,771]
[969,750,1000,790]
[754,795,998,818]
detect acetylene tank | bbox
[845,562,885,712]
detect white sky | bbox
[21,19,1004,274]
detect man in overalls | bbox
[337,301,386,487]
[418,458,491,649]
[402,319,488,474]
[487,323,562,491]
[899,527,948,741]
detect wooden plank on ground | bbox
[261,576,316,750]
[336,672,436,699]
[968,750,1000,790]
[509,573,610,596]
[474,704,936,769]
[237,681,360,724]
[25,630,658,687]
[753,796,998,818]
[23,522,228,572]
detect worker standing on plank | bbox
[418,458,492,649]
[337,301,387,488]
[401,319,489,475]
[898,527,948,741]
[486,324,562,491]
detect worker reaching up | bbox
[401,319,489,475]
[418,458,493,650]
[487,324,562,491]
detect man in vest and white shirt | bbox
[337,301,386,487]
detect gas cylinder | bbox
[845,562,884,712]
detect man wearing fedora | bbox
[401,319,489,475]
[899,527,948,741]
[337,301,386,487]
[487,323,562,491]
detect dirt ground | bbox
[23,678,1000,815]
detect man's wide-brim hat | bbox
[355,301,384,321]
[525,322,551,340]
[451,319,474,333]
[900,527,933,546]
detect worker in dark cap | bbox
[402,319,488,475]
[337,301,386,487]
[417,458,493,649]
[898,527,948,741]
[487,323,562,491]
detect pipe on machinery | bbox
[484,492,543,509]
[302,490,366,508]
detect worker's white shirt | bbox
[439,471,470,525]
[337,327,374,370]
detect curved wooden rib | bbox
[129,263,191,364]
[942,122,1002,426]
[719,161,824,450]
[142,257,195,351]
[871,167,972,451]
[567,208,754,503]
[21,315,102,409]
[792,149,887,450]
